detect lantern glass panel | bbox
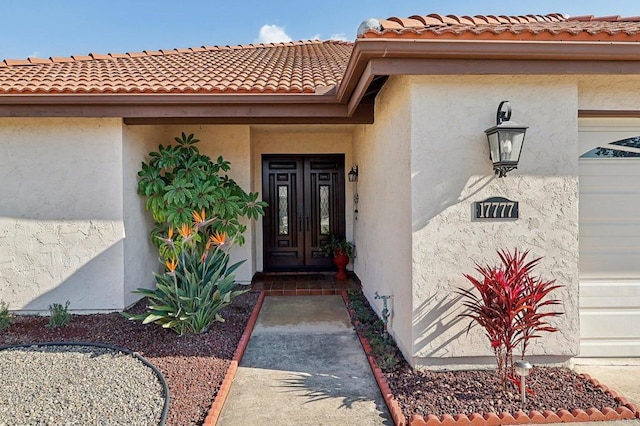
[487,131,500,164]
[498,129,524,163]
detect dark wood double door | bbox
[262,154,345,271]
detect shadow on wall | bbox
[16,242,130,313]
[412,293,467,357]
[411,174,493,233]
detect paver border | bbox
[340,290,640,426]
[202,291,266,426]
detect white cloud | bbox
[29,51,40,58]
[328,33,349,41]
[310,34,321,41]
[256,24,293,43]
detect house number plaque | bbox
[474,197,519,220]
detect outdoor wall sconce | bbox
[348,164,359,220]
[514,359,533,404]
[348,165,359,182]
[484,101,528,178]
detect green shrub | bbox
[347,289,404,372]
[48,301,71,328]
[137,133,266,256]
[377,352,400,371]
[0,301,11,331]
[124,212,248,335]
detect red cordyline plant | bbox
[457,248,563,391]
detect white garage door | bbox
[579,126,640,357]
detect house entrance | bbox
[262,154,345,271]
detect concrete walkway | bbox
[217,295,391,426]
[570,363,640,426]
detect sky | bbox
[2,0,640,61]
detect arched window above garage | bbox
[580,135,640,158]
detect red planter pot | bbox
[333,249,350,280]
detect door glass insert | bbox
[278,186,288,235]
[320,185,330,235]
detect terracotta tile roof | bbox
[358,13,640,42]
[0,40,353,94]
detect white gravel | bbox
[0,344,166,426]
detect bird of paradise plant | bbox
[457,248,563,392]
[137,133,267,255]
[124,210,248,335]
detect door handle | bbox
[298,215,303,231]
[306,216,310,232]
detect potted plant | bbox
[323,236,356,280]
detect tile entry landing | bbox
[250,272,360,296]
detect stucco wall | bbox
[408,75,580,368]
[578,75,640,111]
[125,125,253,283]
[0,118,125,312]
[353,77,414,359]
[122,125,163,307]
[251,126,355,272]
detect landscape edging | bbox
[202,291,266,426]
[339,290,640,426]
[0,341,171,426]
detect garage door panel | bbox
[581,311,640,339]
[580,340,640,358]
[581,160,640,177]
[579,149,640,357]
[580,238,640,278]
[580,221,640,237]
[580,195,640,220]
[579,281,640,357]
[580,235,640,250]
[580,281,640,308]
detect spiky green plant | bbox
[124,211,248,335]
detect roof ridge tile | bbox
[27,57,50,64]
[359,12,640,42]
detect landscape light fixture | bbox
[484,101,528,178]
[514,359,533,404]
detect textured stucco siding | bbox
[251,126,355,272]
[353,77,414,359]
[578,75,640,111]
[122,125,162,307]
[0,118,125,312]
[409,76,580,368]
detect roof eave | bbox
[0,92,375,124]
[338,38,640,105]
[0,92,340,105]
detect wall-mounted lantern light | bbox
[484,101,528,178]
[348,165,359,182]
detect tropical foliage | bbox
[137,132,266,256]
[124,210,248,335]
[458,248,563,391]
[322,235,356,259]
